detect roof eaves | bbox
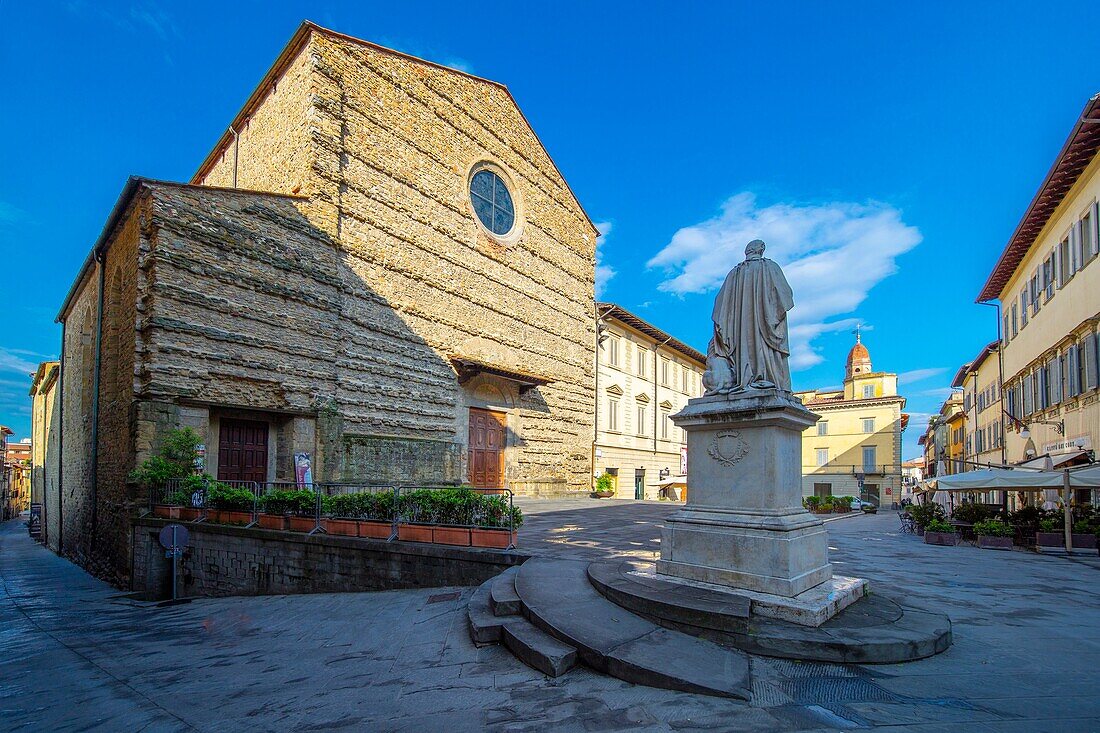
[977,93,1100,302]
[597,302,706,365]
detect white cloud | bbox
[647,192,921,370]
[916,387,955,398]
[0,348,39,376]
[897,367,948,385]
[594,221,616,298]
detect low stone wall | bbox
[132,517,527,600]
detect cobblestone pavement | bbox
[2,506,1099,732]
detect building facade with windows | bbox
[952,341,1004,469]
[594,303,705,500]
[52,22,598,584]
[794,333,908,506]
[30,361,61,552]
[979,94,1100,467]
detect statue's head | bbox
[744,239,766,258]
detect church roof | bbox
[846,341,870,368]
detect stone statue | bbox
[702,239,794,394]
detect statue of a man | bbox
[703,239,794,395]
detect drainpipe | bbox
[57,320,66,554]
[89,254,106,554]
[230,126,240,188]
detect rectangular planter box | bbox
[288,516,317,533]
[1035,532,1064,548]
[257,513,287,531]
[924,531,957,546]
[209,510,252,525]
[1071,533,1097,550]
[153,505,181,519]
[178,507,201,522]
[325,518,358,537]
[398,524,433,543]
[470,528,517,549]
[359,521,393,540]
[978,535,1014,550]
[432,526,471,547]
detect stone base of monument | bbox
[658,390,860,621]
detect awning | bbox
[656,476,687,487]
[929,465,1100,492]
[449,357,552,394]
[1019,450,1088,470]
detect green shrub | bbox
[1038,518,1059,532]
[1072,520,1091,534]
[909,502,946,529]
[395,488,523,529]
[804,496,821,510]
[326,491,395,521]
[130,428,202,488]
[595,474,615,494]
[207,483,256,511]
[951,503,993,524]
[261,490,317,516]
[834,496,856,509]
[925,518,954,533]
[974,519,1013,537]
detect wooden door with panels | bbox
[468,408,506,489]
[217,418,269,484]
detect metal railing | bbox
[148,480,517,549]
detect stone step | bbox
[468,576,515,646]
[587,560,751,632]
[500,617,578,678]
[514,558,751,699]
[489,567,521,617]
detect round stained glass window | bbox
[469,168,515,237]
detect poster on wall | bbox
[680,446,688,476]
[295,452,313,490]
[28,504,42,540]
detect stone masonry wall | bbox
[194,27,596,491]
[131,517,526,599]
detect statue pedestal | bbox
[657,390,836,598]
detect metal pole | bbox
[170,524,178,602]
[1063,468,1073,553]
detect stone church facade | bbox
[54,22,597,583]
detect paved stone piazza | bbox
[2,504,1099,732]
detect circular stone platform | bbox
[588,560,952,664]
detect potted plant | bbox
[324,493,366,536]
[803,496,821,512]
[923,518,957,546]
[818,498,835,515]
[258,489,315,531]
[206,482,255,525]
[833,496,854,513]
[1071,520,1098,550]
[593,473,615,499]
[396,488,438,543]
[974,519,1014,550]
[1035,518,1063,549]
[358,492,396,539]
[287,490,320,532]
[909,502,945,536]
[470,496,523,549]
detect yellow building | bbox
[978,93,1100,469]
[594,303,705,500]
[952,341,1004,468]
[795,333,908,507]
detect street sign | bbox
[158,524,189,603]
[28,504,42,540]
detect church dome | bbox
[845,329,872,379]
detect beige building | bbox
[979,93,1100,470]
[593,303,705,500]
[952,341,1004,469]
[30,361,61,551]
[795,333,908,507]
[53,22,598,583]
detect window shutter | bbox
[1084,333,1099,391]
[1093,203,1100,257]
[1070,222,1081,273]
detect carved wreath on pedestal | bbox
[708,430,749,467]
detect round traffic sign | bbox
[158,523,190,549]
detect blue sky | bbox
[1,2,1097,461]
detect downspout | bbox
[57,321,66,554]
[230,126,240,188]
[89,253,106,554]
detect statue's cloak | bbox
[711,256,794,390]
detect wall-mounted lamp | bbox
[1019,418,1065,440]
